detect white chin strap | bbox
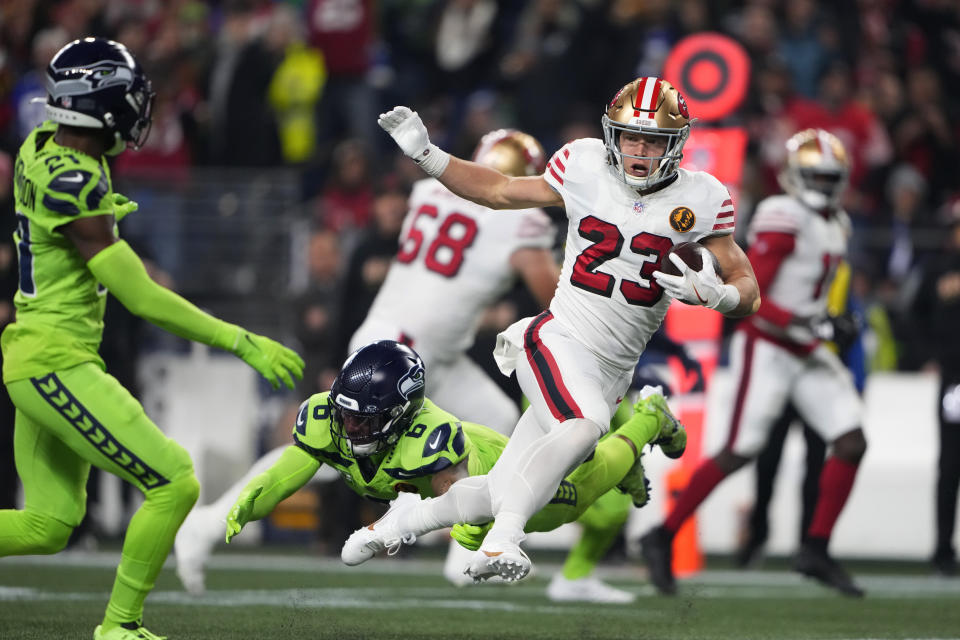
[351,441,379,457]
[45,104,104,129]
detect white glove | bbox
[653,252,741,314]
[377,106,450,177]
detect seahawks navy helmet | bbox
[330,341,426,457]
[45,37,154,151]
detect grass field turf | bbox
[2,550,959,640]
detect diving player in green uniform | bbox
[224,340,686,586]
[0,38,304,640]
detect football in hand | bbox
[659,242,722,277]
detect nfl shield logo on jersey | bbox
[633,201,645,215]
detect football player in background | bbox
[348,128,558,436]
[341,76,759,583]
[640,129,868,597]
[0,38,303,640]
[223,341,687,589]
[736,260,865,569]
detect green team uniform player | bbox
[224,341,686,575]
[0,38,304,640]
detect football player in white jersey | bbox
[174,130,564,593]
[640,129,868,597]
[340,76,760,583]
[349,129,558,436]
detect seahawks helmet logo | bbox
[397,365,425,400]
[47,62,134,100]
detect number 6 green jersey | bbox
[2,120,116,382]
[292,392,507,502]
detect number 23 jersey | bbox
[365,177,555,363]
[544,138,734,369]
[291,392,506,502]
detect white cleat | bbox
[340,499,418,566]
[465,539,531,583]
[174,505,220,595]
[546,573,636,603]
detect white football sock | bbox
[485,417,605,544]
[400,408,548,533]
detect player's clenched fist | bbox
[378,106,450,177]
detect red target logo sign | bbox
[663,33,750,123]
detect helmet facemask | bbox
[330,397,413,458]
[602,77,691,192]
[602,119,689,190]
[778,128,850,211]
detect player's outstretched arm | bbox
[64,216,305,389]
[378,106,562,210]
[225,445,321,542]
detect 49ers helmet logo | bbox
[677,93,690,119]
[670,206,696,232]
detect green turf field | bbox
[2,550,959,640]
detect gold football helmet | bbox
[779,128,850,211]
[472,129,546,177]
[602,77,691,190]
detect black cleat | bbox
[640,526,676,595]
[734,535,766,569]
[793,544,865,597]
[931,550,958,577]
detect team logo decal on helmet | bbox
[397,364,425,400]
[669,206,696,232]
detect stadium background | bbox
[1,1,960,631]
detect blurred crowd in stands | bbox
[1,0,959,542]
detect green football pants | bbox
[0,362,199,627]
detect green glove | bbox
[112,192,138,221]
[450,521,492,552]
[226,486,262,543]
[232,329,305,390]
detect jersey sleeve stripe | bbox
[717,210,734,218]
[554,156,566,172]
[548,162,564,185]
[42,193,80,216]
[721,198,733,207]
[712,221,735,230]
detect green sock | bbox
[614,411,662,454]
[102,474,198,629]
[562,489,631,580]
